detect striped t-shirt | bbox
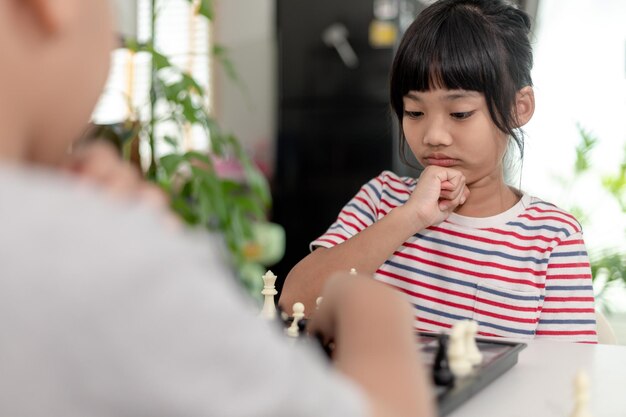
[311,171,597,343]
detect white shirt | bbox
[0,166,366,417]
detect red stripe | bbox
[535,330,597,336]
[559,239,585,246]
[316,238,338,246]
[546,274,593,280]
[428,225,551,253]
[337,216,362,233]
[324,233,347,242]
[401,243,546,277]
[386,181,411,196]
[393,251,544,288]
[477,331,501,337]
[528,205,580,224]
[519,213,580,232]
[416,316,452,329]
[484,227,556,243]
[354,196,376,216]
[547,262,590,269]
[385,172,415,189]
[380,198,399,211]
[340,209,368,229]
[361,186,385,218]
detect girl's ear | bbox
[23,0,77,34]
[514,86,535,128]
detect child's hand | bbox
[61,141,168,210]
[403,166,469,230]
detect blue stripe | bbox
[507,222,571,237]
[477,285,540,301]
[346,203,375,224]
[365,183,381,200]
[328,223,351,235]
[478,320,536,335]
[545,285,594,291]
[381,189,407,205]
[530,200,557,208]
[413,304,536,336]
[551,251,588,257]
[414,233,549,265]
[385,260,477,290]
[539,319,596,325]
[413,303,471,322]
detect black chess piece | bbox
[433,333,455,387]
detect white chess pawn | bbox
[259,270,278,320]
[448,321,472,378]
[464,320,483,366]
[286,302,305,338]
[571,369,592,417]
[349,268,357,275]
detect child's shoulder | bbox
[522,194,584,236]
[369,170,417,189]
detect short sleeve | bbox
[311,172,391,251]
[536,232,598,343]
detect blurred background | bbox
[98,0,626,340]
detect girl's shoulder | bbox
[522,194,584,235]
[369,170,417,189]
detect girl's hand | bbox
[61,141,168,210]
[402,165,469,230]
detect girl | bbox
[280,0,597,343]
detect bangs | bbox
[395,9,500,96]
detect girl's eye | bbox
[404,111,424,119]
[451,111,474,120]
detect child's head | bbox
[390,0,534,163]
[0,0,114,165]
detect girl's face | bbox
[402,88,509,188]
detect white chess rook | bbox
[259,270,278,320]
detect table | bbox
[448,340,626,417]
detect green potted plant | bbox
[96,0,283,294]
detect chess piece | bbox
[433,333,455,387]
[465,320,483,366]
[448,321,472,378]
[259,270,278,320]
[315,296,323,309]
[349,268,357,275]
[286,302,305,338]
[571,369,592,417]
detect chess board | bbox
[417,332,526,416]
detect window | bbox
[93,0,212,152]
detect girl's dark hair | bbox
[390,0,533,159]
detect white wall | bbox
[213,0,276,178]
[523,0,626,254]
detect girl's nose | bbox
[423,117,453,147]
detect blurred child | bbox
[281,0,597,343]
[0,0,434,416]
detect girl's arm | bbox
[536,232,598,343]
[280,166,468,312]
